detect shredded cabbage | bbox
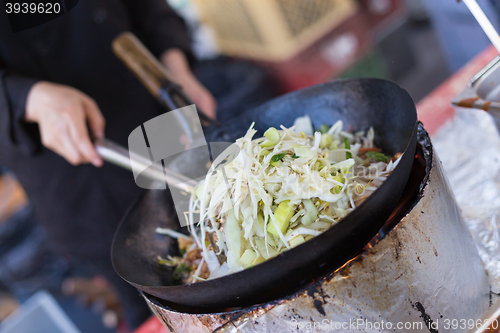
[178,118,401,281]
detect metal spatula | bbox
[95,138,198,191]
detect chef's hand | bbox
[25,81,106,167]
[160,48,217,119]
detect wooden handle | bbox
[112,32,175,99]
[112,31,218,126]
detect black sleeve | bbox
[123,0,195,65]
[0,64,41,155]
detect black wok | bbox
[111,78,418,308]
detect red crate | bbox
[360,0,405,31]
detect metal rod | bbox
[95,138,198,191]
[463,0,500,53]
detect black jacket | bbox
[0,0,192,258]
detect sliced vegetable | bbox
[366,151,389,163]
[240,249,257,268]
[331,176,345,194]
[255,239,278,260]
[293,146,310,158]
[344,138,352,159]
[157,256,177,267]
[356,180,372,194]
[254,255,266,265]
[270,153,287,166]
[301,199,318,226]
[333,159,355,173]
[293,115,314,136]
[260,127,280,147]
[225,209,242,265]
[173,263,191,280]
[318,124,330,134]
[289,235,305,247]
[155,227,191,240]
[329,140,339,150]
[252,213,266,237]
[320,133,332,149]
[267,200,296,237]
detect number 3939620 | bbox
[5,2,61,14]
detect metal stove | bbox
[142,125,490,333]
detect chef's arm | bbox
[123,0,217,119]
[122,0,193,62]
[0,67,41,155]
[160,48,217,119]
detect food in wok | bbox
[156,118,402,283]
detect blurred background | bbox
[1,0,499,332]
[183,0,498,101]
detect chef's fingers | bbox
[67,106,103,167]
[82,96,106,139]
[59,129,85,166]
[41,120,83,166]
[195,88,217,120]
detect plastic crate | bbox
[254,8,372,92]
[249,0,404,92]
[194,0,357,60]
